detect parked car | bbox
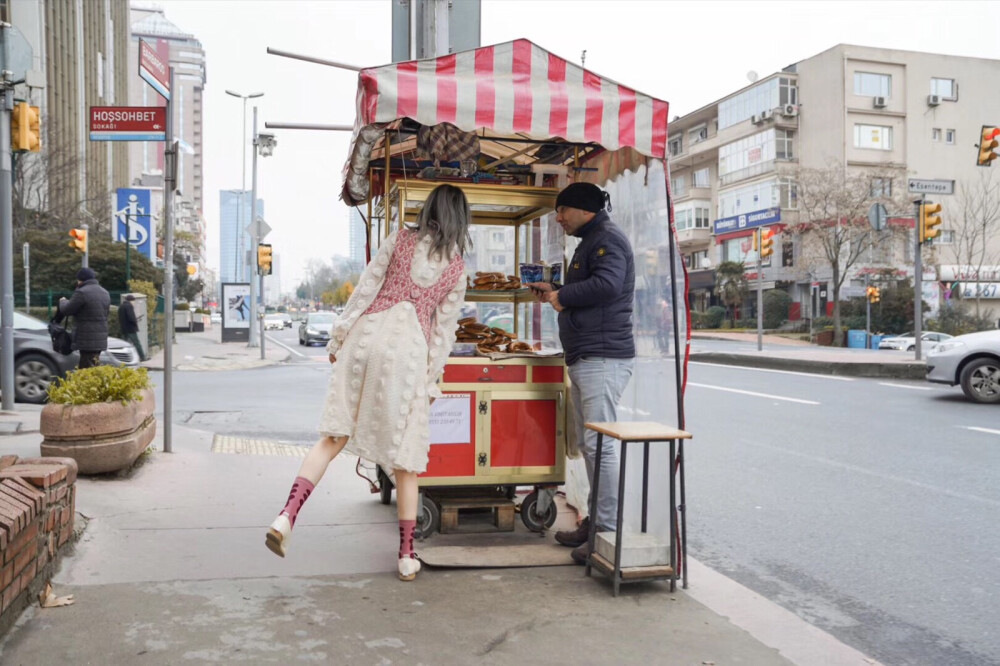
[263,314,285,331]
[0,309,140,404]
[878,331,953,352]
[926,330,1000,404]
[298,312,336,346]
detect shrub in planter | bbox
[762,290,791,329]
[40,366,156,474]
[705,306,725,329]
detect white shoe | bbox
[266,514,292,558]
[398,556,421,581]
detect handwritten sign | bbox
[429,393,472,445]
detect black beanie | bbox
[555,182,610,213]
[76,268,96,281]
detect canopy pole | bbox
[266,47,362,72]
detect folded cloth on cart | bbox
[474,348,563,360]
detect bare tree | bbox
[950,171,1000,317]
[784,165,908,345]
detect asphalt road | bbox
[154,333,1000,666]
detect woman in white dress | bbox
[266,184,470,581]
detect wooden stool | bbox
[583,421,692,597]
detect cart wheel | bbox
[415,496,440,539]
[520,491,558,532]
[377,467,393,506]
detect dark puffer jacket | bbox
[57,278,111,352]
[555,211,636,365]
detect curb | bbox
[690,352,927,379]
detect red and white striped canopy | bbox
[343,39,670,204]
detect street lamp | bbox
[225,90,263,283]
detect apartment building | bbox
[668,44,1000,318]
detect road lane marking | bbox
[689,362,854,381]
[879,382,933,391]
[961,426,1000,436]
[266,334,305,357]
[688,382,820,405]
[748,440,1000,509]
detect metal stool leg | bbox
[585,432,604,578]
[641,441,649,533]
[613,442,628,597]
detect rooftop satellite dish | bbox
[747,71,759,83]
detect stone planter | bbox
[39,388,156,474]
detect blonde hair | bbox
[414,184,473,260]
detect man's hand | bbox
[527,283,564,312]
[545,290,565,312]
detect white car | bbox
[878,331,953,352]
[263,314,285,331]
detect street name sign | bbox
[907,178,955,195]
[90,107,166,141]
[139,40,170,101]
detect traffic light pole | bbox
[248,106,260,350]
[913,194,924,361]
[756,229,763,352]
[81,222,88,268]
[259,270,266,360]
[162,68,175,454]
[0,61,14,411]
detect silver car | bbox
[925,330,1000,404]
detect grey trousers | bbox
[567,357,635,531]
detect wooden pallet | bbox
[439,496,516,534]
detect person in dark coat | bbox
[56,267,111,369]
[118,295,146,361]
[526,182,636,565]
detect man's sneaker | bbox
[554,517,590,548]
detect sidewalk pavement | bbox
[690,331,927,379]
[141,327,292,372]
[0,332,883,664]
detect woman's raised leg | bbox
[393,469,421,581]
[266,435,348,558]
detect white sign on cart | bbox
[428,393,472,445]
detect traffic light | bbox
[918,201,942,243]
[867,286,881,304]
[68,228,88,254]
[257,243,272,275]
[10,102,41,152]
[759,228,774,260]
[977,126,1000,167]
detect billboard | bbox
[113,188,155,260]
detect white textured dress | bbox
[319,228,466,473]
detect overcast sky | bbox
[155,0,1000,290]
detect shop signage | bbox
[89,107,166,141]
[939,265,1000,282]
[954,282,1000,299]
[713,207,781,234]
[139,39,170,100]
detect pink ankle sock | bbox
[280,476,315,526]
[399,519,416,559]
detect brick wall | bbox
[0,456,78,635]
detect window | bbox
[671,174,687,197]
[775,129,794,160]
[854,72,891,98]
[930,78,957,100]
[854,124,892,150]
[946,129,956,145]
[778,178,798,209]
[689,125,708,144]
[693,167,710,188]
[686,250,710,270]
[668,137,683,157]
[870,177,892,198]
[674,203,711,231]
[719,129,778,183]
[718,77,797,130]
[938,230,955,245]
[782,241,794,267]
[491,231,504,243]
[719,179,778,218]
[490,254,506,267]
[932,128,941,142]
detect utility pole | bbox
[913,195,924,361]
[0,24,14,411]
[22,242,28,313]
[162,68,175,453]
[755,229,763,352]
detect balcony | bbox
[676,227,711,249]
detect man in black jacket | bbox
[56,268,111,369]
[118,295,146,361]
[527,182,636,564]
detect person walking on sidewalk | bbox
[266,184,470,581]
[55,268,111,369]
[526,182,636,565]
[118,295,147,362]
